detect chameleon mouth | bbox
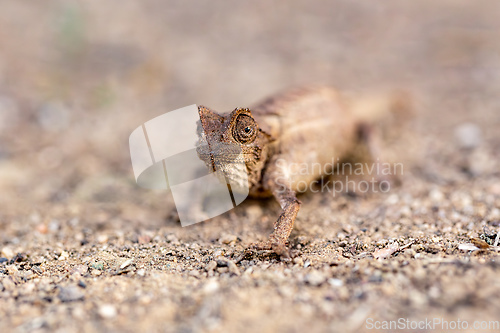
[209,153,216,173]
[196,149,249,190]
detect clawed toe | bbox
[249,240,291,259]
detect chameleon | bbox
[196,86,404,258]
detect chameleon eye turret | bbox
[233,114,257,144]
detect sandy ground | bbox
[1,1,500,332]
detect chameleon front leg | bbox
[252,155,301,258]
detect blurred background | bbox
[0,0,499,234]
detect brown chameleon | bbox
[196,86,404,257]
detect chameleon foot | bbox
[250,240,291,259]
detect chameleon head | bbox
[196,106,272,191]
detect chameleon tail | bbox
[346,89,413,124]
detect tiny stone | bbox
[96,234,108,244]
[58,251,69,261]
[120,259,134,269]
[10,253,27,263]
[136,269,146,277]
[58,286,85,302]
[203,279,219,294]
[304,271,326,286]
[429,189,444,202]
[215,256,228,267]
[227,261,240,276]
[455,123,482,149]
[36,224,48,234]
[98,304,117,319]
[328,278,343,287]
[219,233,237,245]
[1,247,14,259]
[0,257,7,264]
[91,269,102,276]
[6,265,18,275]
[205,261,217,272]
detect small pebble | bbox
[96,234,108,244]
[304,271,327,286]
[219,233,237,244]
[227,261,240,276]
[58,251,69,261]
[455,123,482,149]
[119,259,134,269]
[429,189,444,202]
[205,261,217,272]
[91,269,102,276]
[0,257,8,264]
[328,278,344,287]
[58,286,85,302]
[98,304,117,319]
[1,247,14,259]
[203,279,219,294]
[36,224,48,234]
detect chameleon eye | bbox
[234,114,257,143]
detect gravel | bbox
[1,1,500,333]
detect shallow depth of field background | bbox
[1,1,499,213]
[0,1,499,333]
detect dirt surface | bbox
[1,1,500,332]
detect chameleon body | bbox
[197,86,392,257]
